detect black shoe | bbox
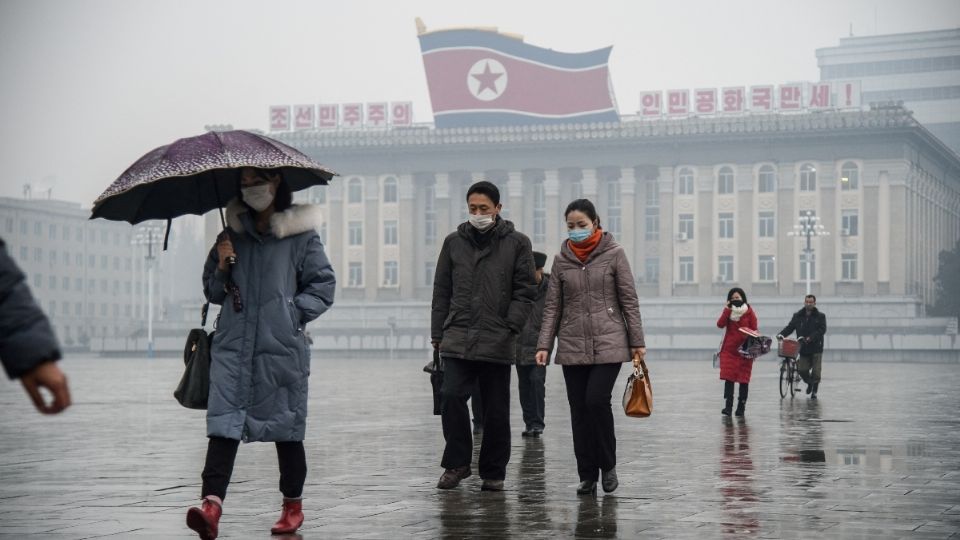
[529,428,542,438]
[721,398,733,416]
[480,479,504,492]
[806,384,812,394]
[521,429,532,438]
[437,466,472,489]
[811,392,818,400]
[601,468,618,493]
[734,399,746,417]
[576,480,597,495]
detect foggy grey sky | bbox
[1,0,957,207]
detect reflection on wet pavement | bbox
[0,357,958,538]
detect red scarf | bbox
[569,228,603,262]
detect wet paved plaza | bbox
[0,354,958,539]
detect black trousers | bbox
[724,380,749,401]
[440,357,511,480]
[562,363,622,482]
[516,364,546,430]
[201,436,307,500]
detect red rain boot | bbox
[270,498,304,535]
[186,496,222,540]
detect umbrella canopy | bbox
[91,130,337,224]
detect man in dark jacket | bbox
[516,251,550,438]
[778,295,828,399]
[431,181,537,492]
[0,238,71,414]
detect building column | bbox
[507,170,524,230]
[544,169,561,259]
[581,168,598,199]
[619,167,638,270]
[364,175,380,301]
[657,166,675,298]
[435,172,452,238]
[399,174,416,295]
[326,179,344,296]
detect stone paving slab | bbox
[1,355,959,539]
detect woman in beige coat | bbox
[535,199,646,496]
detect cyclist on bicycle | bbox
[776,295,828,399]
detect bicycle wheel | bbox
[779,360,789,398]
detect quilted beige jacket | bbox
[537,233,645,365]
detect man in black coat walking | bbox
[778,295,828,399]
[431,181,537,492]
[515,251,551,438]
[0,238,71,413]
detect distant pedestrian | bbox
[0,237,71,414]
[717,287,758,417]
[186,168,336,540]
[536,199,646,496]
[777,295,828,399]
[516,251,551,438]
[431,180,537,492]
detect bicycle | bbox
[776,337,802,398]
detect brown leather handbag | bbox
[622,352,652,418]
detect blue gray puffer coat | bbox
[202,199,335,442]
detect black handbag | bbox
[423,348,445,415]
[174,303,213,409]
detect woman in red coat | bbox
[716,287,758,417]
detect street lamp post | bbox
[132,224,163,358]
[788,211,829,295]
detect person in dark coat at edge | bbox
[717,287,759,417]
[186,168,336,540]
[431,180,537,492]
[777,294,828,399]
[0,238,71,414]
[516,251,552,438]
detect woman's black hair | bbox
[237,168,292,212]
[564,198,602,228]
[726,287,748,304]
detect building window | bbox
[348,178,363,204]
[19,246,27,261]
[841,209,859,237]
[75,228,83,242]
[800,252,816,281]
[62,252,70,266]
[347,262,363,287]
[424,262,436,287]
[678,256,695,283]
[100,303,107,316]
[88,279,95,292]
[424,183,437,244]
[35,222,42,236]
[48,249,56,266]
[48,301,56,316]
[34,274,42,288]
[644,258,659,284]
[718,212,734,239]
[758,165,776,193]
[48,224,56,240]
[4,217,12,233]
[100,279,108,293]
[88,255,95,268]
[799,163,816,191]
[382,177,398,203]
[532,180,546,243]
[717,166,734,195]
[678,214,694,240]
[718,256,734,283]
[645,179,659,206]
[75,302,82,316]
[34,247,42,262]
[842,253,858,280]
[100,230,108,244]
[62,276,69,290]
[677,167,694,195]
[383,261,399,287]
[645,207,660,240]
[75,278,82,291]
[840,161,859,190]
[76,253,83,267]
[758,255,775,282]
[348,221,363,246]
[49,275,57,290]
[383,220,398,245]
[758,211,775,238]
[113,256,120,270]
[100,255,107,269]
[606,180,621,237]
[125,281,131,295]
[571,179,583,200]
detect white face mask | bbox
[468,213,495,231]
[241,184,274,212]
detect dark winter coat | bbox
[431,218,537,364]
[537,233,645,365]
[202,199,336,442]
[0,238,62,379]
[717,305,758,384]
[779,307,827,355]
[514,273,551,365]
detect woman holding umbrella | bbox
[186,167,335,539]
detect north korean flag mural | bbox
[418,27,620,128]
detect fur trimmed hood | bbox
[225,198,323,239]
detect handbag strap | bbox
[631,352,651,387]
[200,302,209,327]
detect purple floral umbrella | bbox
[91,130,337,227]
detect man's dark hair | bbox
[466,181,500,206]
[805,294,817,302]
[236,168,292,212]
[726,287,748,304]
[564,198,602,227]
